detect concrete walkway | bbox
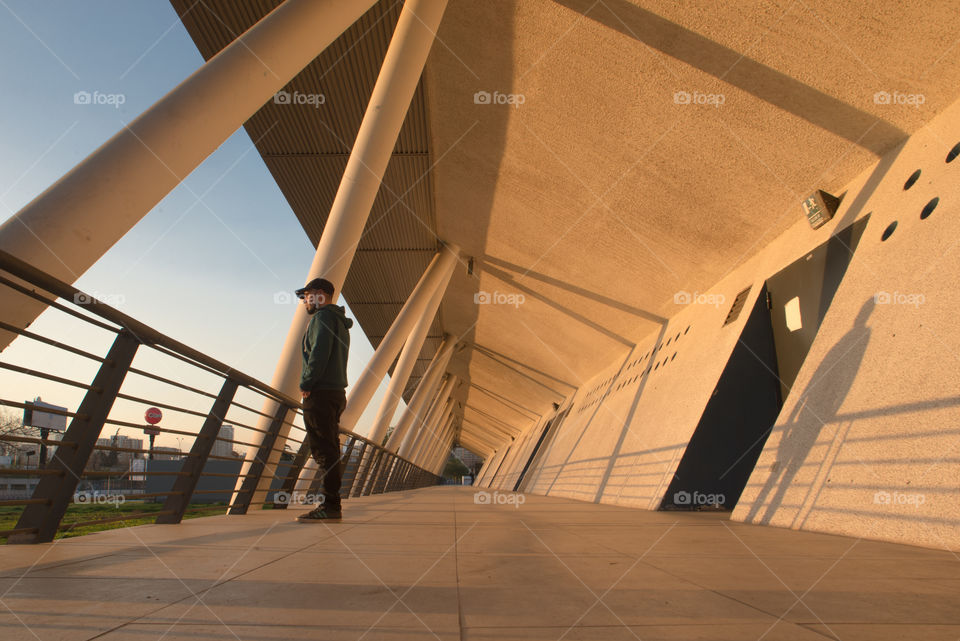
[0,486,957,640]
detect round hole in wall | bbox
[881,221,898,241]
[684,325,690,335]
[920,197,939,220]
[654,362,660,371]
[675,332,680,342]
[666,337,672,346]
[947,142,960,163]
[904,169,921,190]
[671,352,677,361]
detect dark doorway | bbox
[659,217,869,511]
[766,216,869,400]
[514,409,568,492]
[660,286,782,510]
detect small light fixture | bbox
[802,190,841,229]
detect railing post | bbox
[341,439,366,497]
[10,331,140,543]
[229,402,289,514]
[360,449,385,496]
[272,438,313,509]
[156,378,239,524]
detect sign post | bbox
[144,407,162,461]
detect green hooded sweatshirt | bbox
[300,304,353,391]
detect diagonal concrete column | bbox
[0,0,378,350]
[427,411,456,472]
[408,375,457,463]
[419,411,449,470]
[388,337,455,452]
[400,373,456,459]
[365,259,455,447]
[236,0,451,507]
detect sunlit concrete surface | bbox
[1,486,959,641]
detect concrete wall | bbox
[479,96,960,551]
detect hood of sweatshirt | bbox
[320,304,354,329]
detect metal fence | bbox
[0,249,441,543]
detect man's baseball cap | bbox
[295,277,335,299]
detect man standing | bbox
[294,277,352,522]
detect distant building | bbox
[152,446,182,461]
[211,424,236,458]
[94,434,144,467]
[453,447,484,474]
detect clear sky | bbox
[0,1,401,453]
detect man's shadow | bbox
[746,298,874,524]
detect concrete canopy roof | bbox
[172,0,960,453]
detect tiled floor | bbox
[0,486,957,640]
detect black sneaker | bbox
[296,506,342,523]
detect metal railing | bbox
[0,249,440,543]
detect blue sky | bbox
[0,1,397,450]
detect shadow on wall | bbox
[745,297,874,525]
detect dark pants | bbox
[302,388,347,510]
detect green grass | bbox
[0,501,228,542]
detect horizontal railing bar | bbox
[127,367,218,401]
[114,393,208,418]
[0,434,76,448]
[0,469,65,477]
[59,511,175,530]
[0,499,50,507]
[0,274,120,334]
[80,471,186,477]
[0,320,105,362]
[0,398,86,421]
[0,361,94,391]
[0,527,39,537]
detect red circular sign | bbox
[144,407,162,425]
